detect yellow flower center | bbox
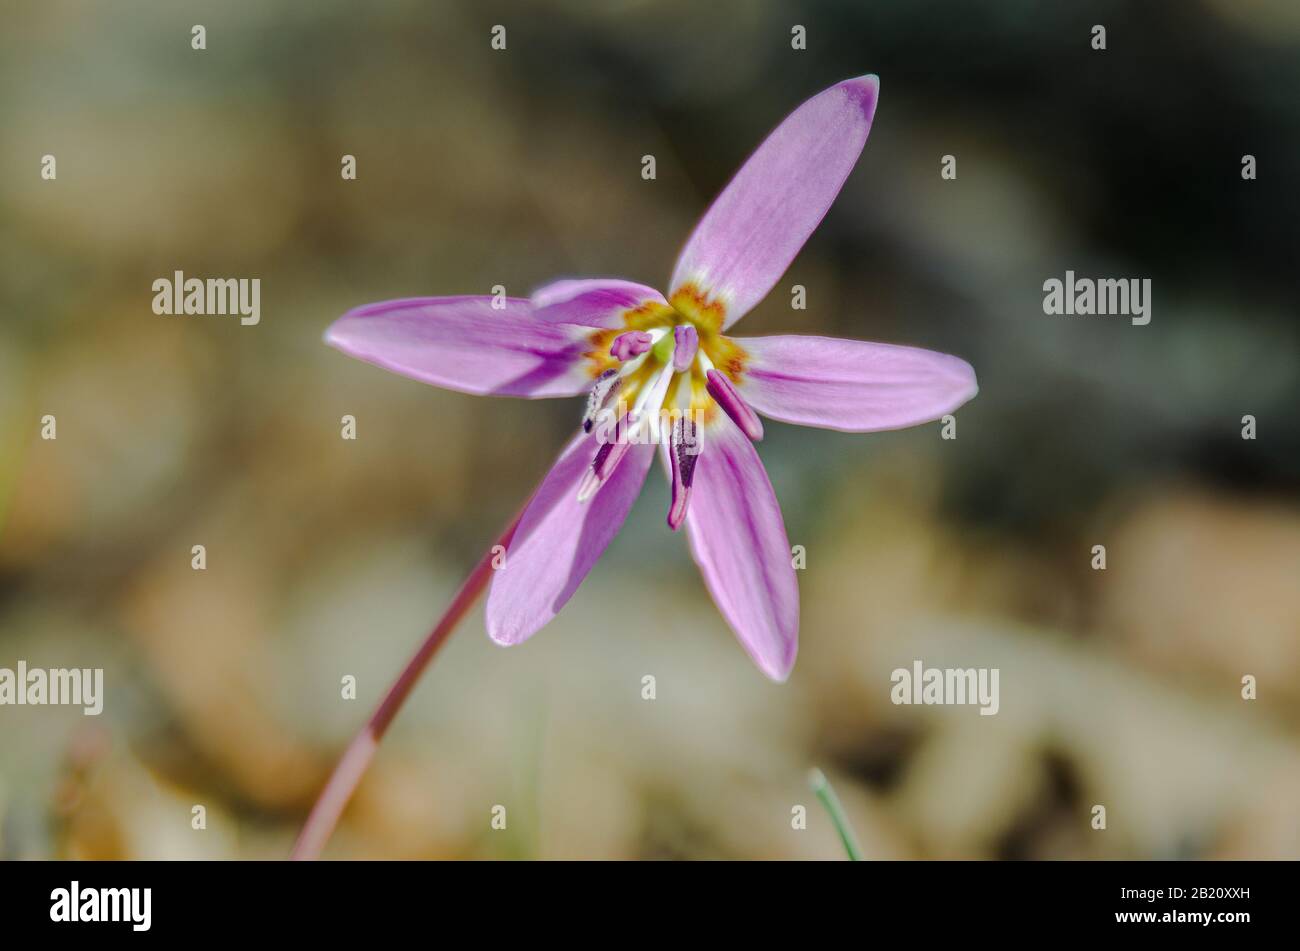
[582,283,749,423]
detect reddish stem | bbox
[290,510,523,860]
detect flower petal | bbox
[487,431,654,645]
[684,416,799,681]
[530,278,668,327]
[738,334,978,433]
[325,296,596,398]
[670,75,880,329]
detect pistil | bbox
[610,330,652,362]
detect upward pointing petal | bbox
[685,415,799,681]
[325,296,593,398]
[670,75,880,329]
[487,431,654,645]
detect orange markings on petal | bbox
[669,283,728,337]
[622,300,677,333]
[706,334,749,383]
[582,302,675,378]
[583,328,620,377]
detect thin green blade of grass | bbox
[809,768,863,861]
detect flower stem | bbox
[808,768,863,861]
[290,510,524,860]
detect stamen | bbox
[580,333,681,504]
[576,467,601,502]
[577,412,636,503]
[594,423,635,480]
[633,356,676,420]
[672,325,698,372]
[667,416,700,530]
[610,331,652,362]
[582,368,622,433]
[705,369,764,441]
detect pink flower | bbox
[325,76,977,681]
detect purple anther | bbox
[705,369,764,441]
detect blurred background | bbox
[1,0,1298,860]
